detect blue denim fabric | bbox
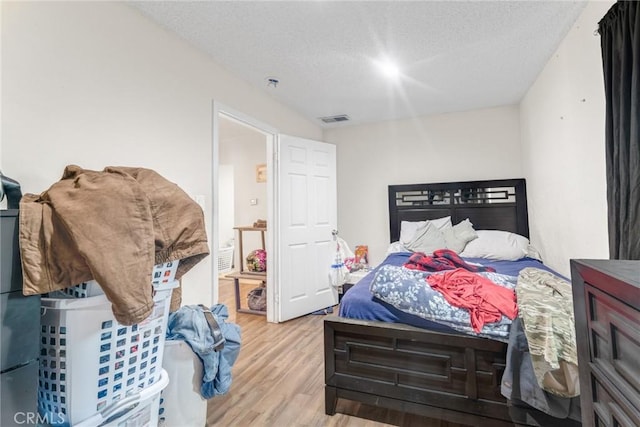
[501,318,581,421]
[166,304,241,398]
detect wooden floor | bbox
[206,277,469,427]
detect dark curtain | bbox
[598,1,640,260]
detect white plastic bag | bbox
[328,236,354,288]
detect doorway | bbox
[212,103,339,323]
[212,104,278,322]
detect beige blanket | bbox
[516,267,579,398]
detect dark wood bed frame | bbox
[324,178,549,426]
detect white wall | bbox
[218,165,235,247]
[324,105,522,265]
[326,1,613,275]
[2,1,614,300]
[521,1,613,276]
[1,2,322,305]
[219,122,268,270]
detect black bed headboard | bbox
[388,178,529,243]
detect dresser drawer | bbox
[1,210,22,295]
[585,283,640,406]
[571,259,640,427]
[1,360,39,426]
[590,364,640,427]
[0,291,40,370]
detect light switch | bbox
[250,198,258,206]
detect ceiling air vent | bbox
[319,114,350,123]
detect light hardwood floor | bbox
[206,278,468,427]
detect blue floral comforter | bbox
[369,264,518,341]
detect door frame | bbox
[212,101,279,322]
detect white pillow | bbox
[404,221,447,254]
[525,244,543,261]
[399,216,451,245]
[459,230,529,261]
[442,218,478,253]
[386,241,409,255]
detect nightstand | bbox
[338,269,371,302]
[347,269,370,284]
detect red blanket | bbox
[403,249,496,273]
[426,268,518,332]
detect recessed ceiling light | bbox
[375,57,400,80]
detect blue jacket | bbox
[166,304,241,398]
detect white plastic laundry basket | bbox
[37,262,179,426]
[75,369,169,427]
[218,246,234,273]
[158,340,207,427]
[60,262,180,298]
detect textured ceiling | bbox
[130,1,587,128]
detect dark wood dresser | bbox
[1,209,40,424]
[570,259,640,427]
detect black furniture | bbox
[1,209,40,425]
[571,259,640,427]
[324,178,574,426]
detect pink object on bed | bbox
[426,268,518,332]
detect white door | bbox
[276,134,338,322]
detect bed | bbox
[324,178,580,427]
